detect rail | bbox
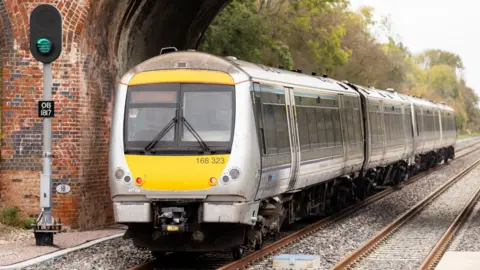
[331,159,480,269]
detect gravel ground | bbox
[23,238,154,270]
[12,139,480,270]
[349,161,480,270]
[248,145,480,270]
[448,202,480,252]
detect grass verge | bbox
[0,206,36,230]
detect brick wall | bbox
[0,0,113,230]
[0,0,229,230]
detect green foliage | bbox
[198,0,480,133]
[0,206,36,229]
[198,0,267,62]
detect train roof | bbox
[121,50,455,113]
[348,83,455,112]
[349,84,407,103]
[227,58,358,95]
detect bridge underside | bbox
[91,0,231,76]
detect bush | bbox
[0,206,36,229]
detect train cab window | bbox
[124,83,179,148]
[182,87,233,142]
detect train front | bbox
[108,51,261,255]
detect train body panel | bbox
[356,86,413,171]
[230,59,365,199]
[109,50,457,256]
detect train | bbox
[108,49,457,259]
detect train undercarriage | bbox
[123,146,455,260]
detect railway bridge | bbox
[0,0,230,230]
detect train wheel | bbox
[232,246,245,260]
[254,230,263,250]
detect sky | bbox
[348,0,480,96]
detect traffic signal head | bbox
[29,4,62,64]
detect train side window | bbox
[252,84,266,155]
[347,107,355,144]
[316,108,327,148]
[297,106,310,151]
[369,111,376,144]
[332,109,342,146]
[273,105,290,154]
[306,107,319,148]
[263,104,278,154]
[324,109,335,147]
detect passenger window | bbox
[273,105,290,153]
[317,108,327,148]
[324,109,335,147]
[297,106,310,151]
[332,109,342,146]
[306,108,319,148]
[263,104,278,154]
[346,107,355,144]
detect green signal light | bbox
[36,38,52,55]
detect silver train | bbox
[109,50,457,259]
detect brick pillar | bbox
[0,0,114,230]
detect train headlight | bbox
[115,168,125,180]
[124,176,131,183]
[229,169,240,180]
[221,175,230,184]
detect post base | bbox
[33,212,63,246]
[34,231,54,246]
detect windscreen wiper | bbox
[181,116,212,153]
[144,117,177,153]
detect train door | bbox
[380,102,387,163]
[252,82,264,200]
[285,87,301,191]
[337,94,348,173]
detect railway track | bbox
[129,141,480,270]
[332,158,480,270]
[418,185,480,269]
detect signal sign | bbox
[29,4,62,63]
[36,38,53,55]
[38,101,54,118]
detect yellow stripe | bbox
[125,154,230,191]
[128,69,235,86]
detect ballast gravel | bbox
[12,139,480,270]
[350,160,480,269]
[248,146,480,270]
[449,202,480,252]
[24,237,154,270]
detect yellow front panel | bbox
[125,154,230,190]
[128,69,235,86]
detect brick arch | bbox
[0,0,13,51]
[86,0,232,76]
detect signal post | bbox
[29,4,63,246]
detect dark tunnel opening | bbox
[90,0,232,77]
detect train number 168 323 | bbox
[196,157,225,164]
